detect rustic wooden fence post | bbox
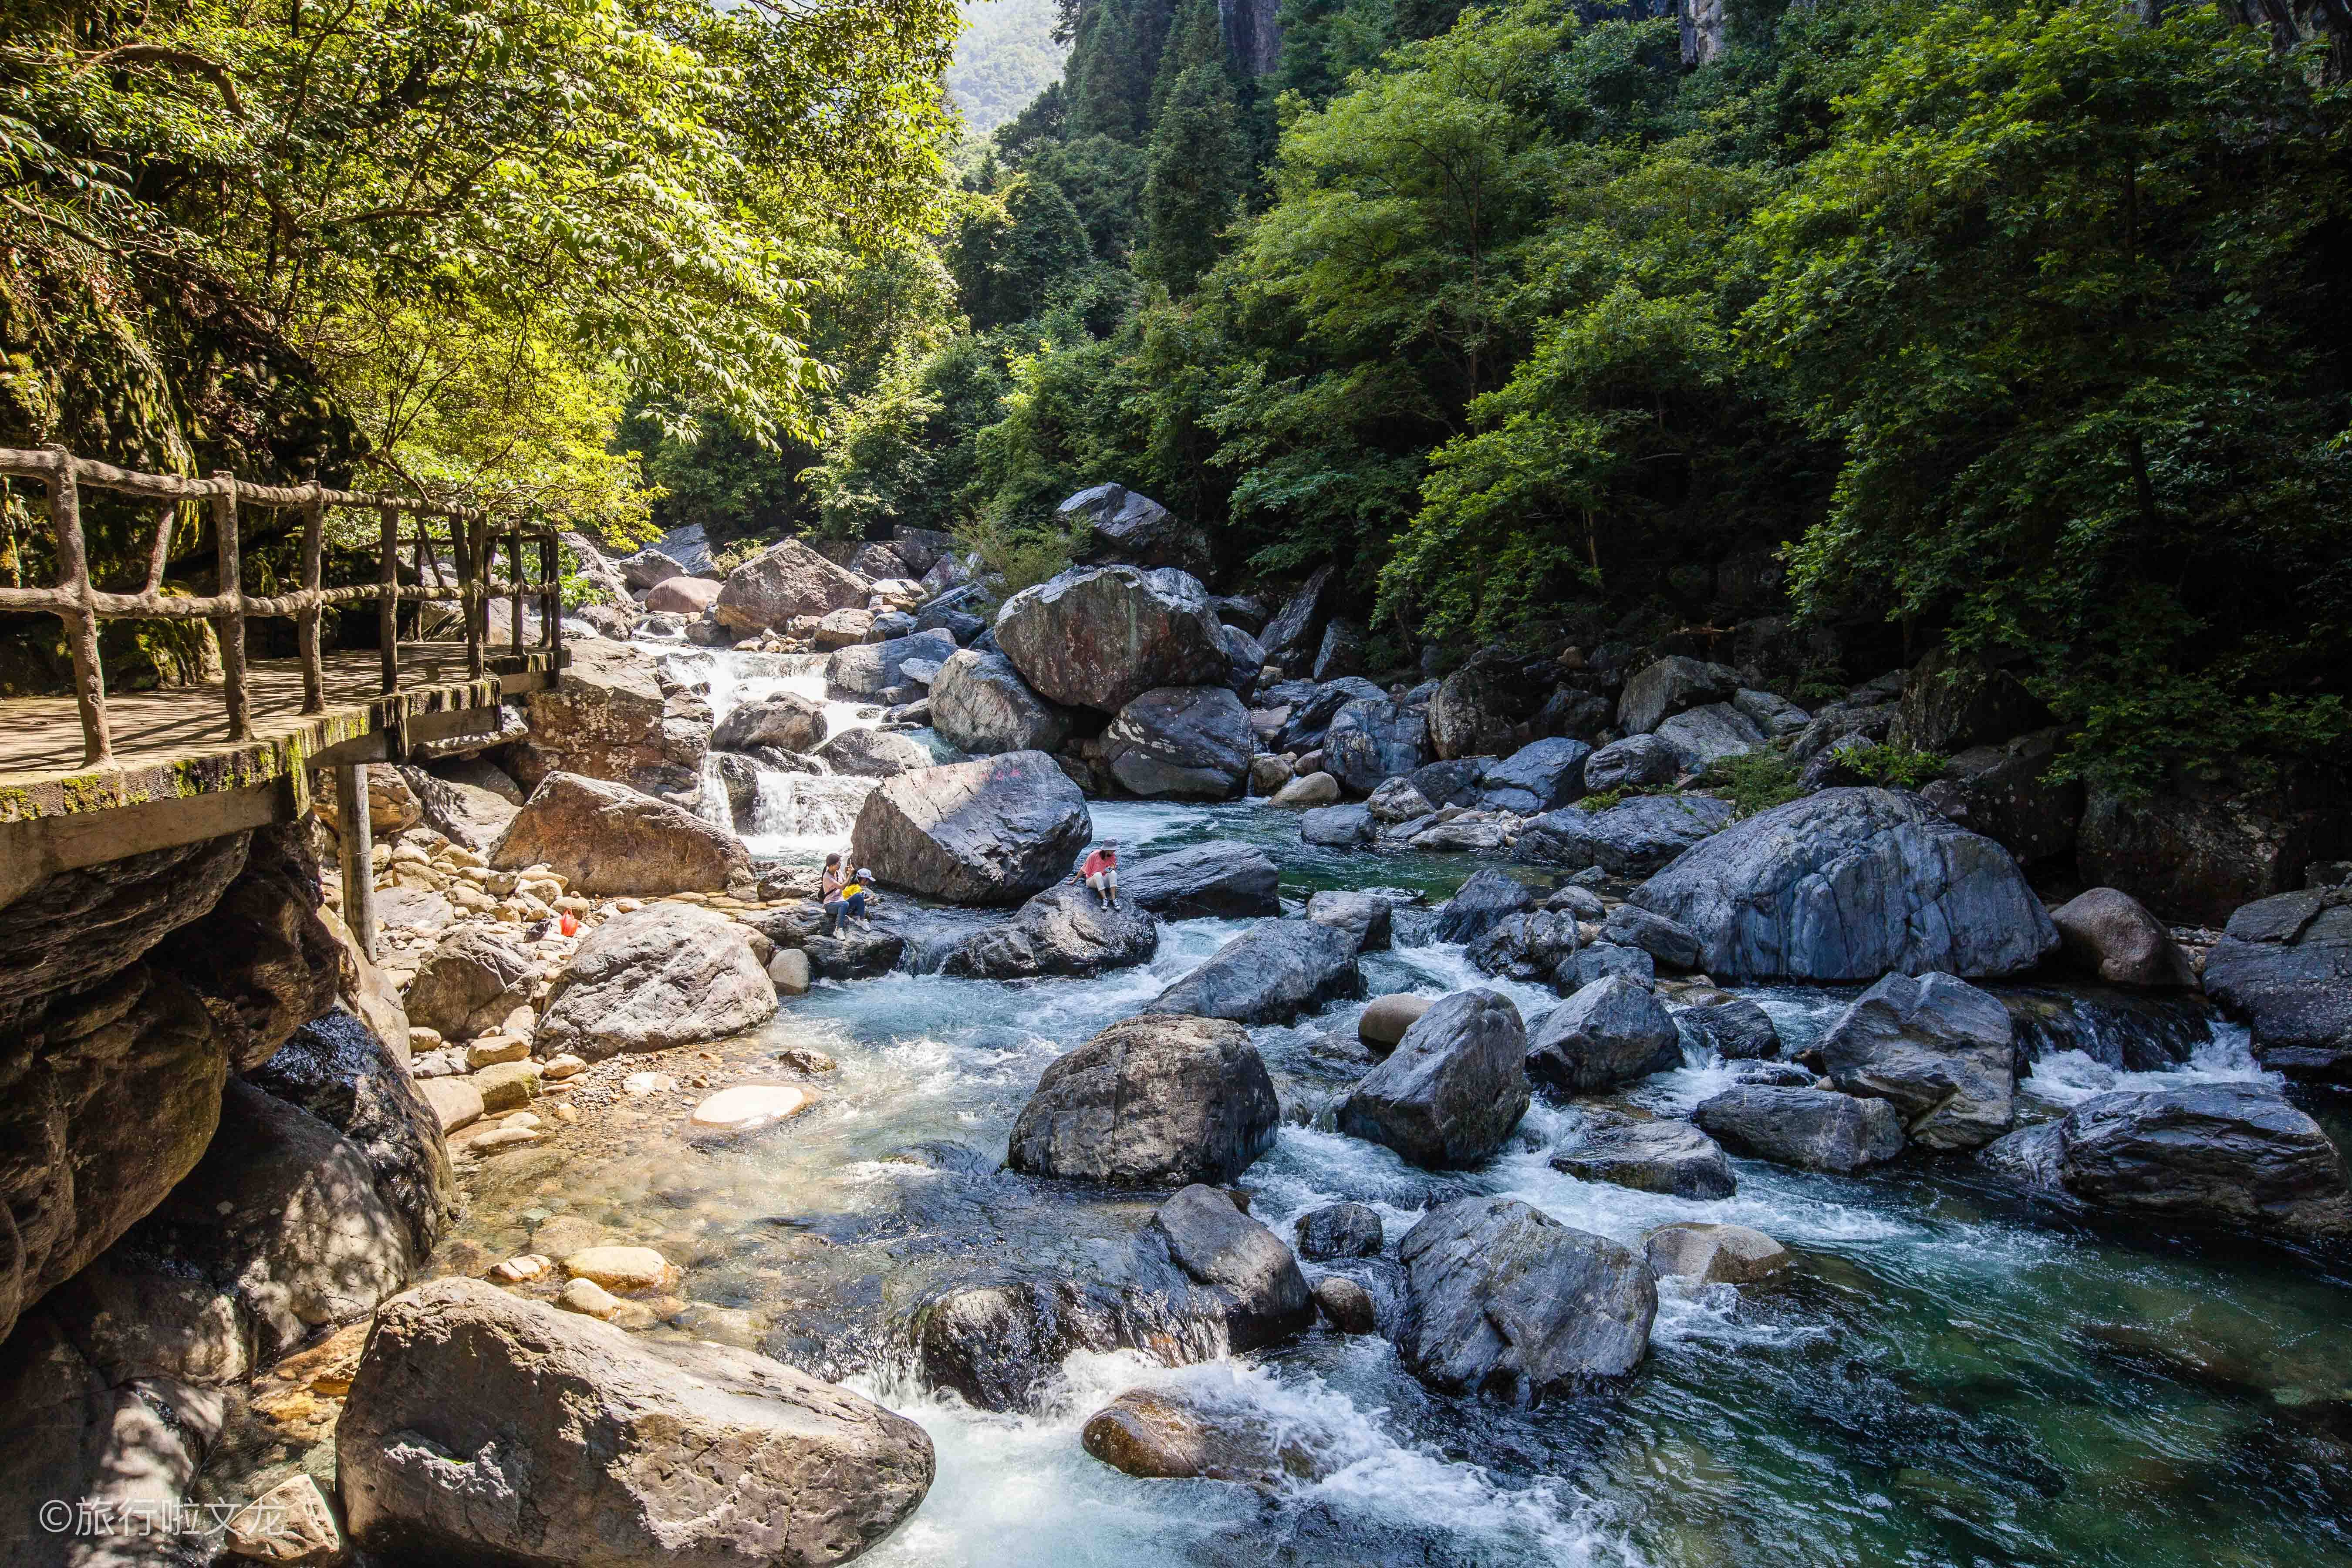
[209,471,252,742]
[507,530,525,655]
[298,490,327,714]
[539,533,560,655]
[334,762,376,961]
[378,502,401,695]
[44,446,112,767]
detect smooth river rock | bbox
[849,752,1093,905]
[1337,989,1531,1168]
[1007,1014,1279,1186]
[1817,971,2016,1150]
[491,772,752,896]
[535,905,778,1061]
[1693,1086,1906,1173]
[1550,1112,1735,1200]
[1152,921,1365,1025]
[994,564,1229,713]
[942,882,1159,979]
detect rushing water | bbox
[437,655,2352,1567]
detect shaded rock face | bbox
[713,688,826,754]
[1278,677,1386,750]
[1892,644,2050,755]
[850,752,1093,905]
[712,537,872,631]
[1618,656,1741,735]
[1980,1083,2352,1243]
[501,640,671,790]
[1006,1014,1278,1185]
[2077,769,2349,926]
[1124,841,1281,919]
[995,565,1229,713]
[1105,685,1256,799]
[944,883,1160,980]
[401,764,519,853]
[1309,890,1395,953]
[1920,729,2083,865]
[1519,794,1735,878]
[1681,998,1780,1060]
[1644,1222,1790,1285]
[1217,622,1266,695]
[1551,1113,1734,1200]
[405,927,537,1040]
[1152,921,1365,1025]
[1479,737,1591,814]
[339,1277,934,1566]
[830,626,961,698]
[537,905,778,1061]
[1338,989,1530,1168]
[1599,905,1702,971]
[1258,564,1333,670]
[1428,648,1543,760]
[1655,702,1766,774]
[2202,890,2352,1082]
[1396,1197,1657,1404]
[148,824,343,1071]
[1313,619,1366,682]
[1296,1203,1384,1259]
[1466,910,1579,984]
[492,772,752,895]
[1063,483,1212,576]
[813,726,932,779]
[1434,868,1537,946]
[2050,887,2195,989]
[1819,972,2016,1151]
[1526,977,1682,1094]
[910,1187,1311,1412]
[1581,734,1681,794]
[1323,699,1430,795]
[929,647,1072,756]
[1693,1086,1906,1173]
[1630,788,2059,982]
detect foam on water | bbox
[2019,1019,2274,1107]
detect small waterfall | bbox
[2002,986,2215,1072]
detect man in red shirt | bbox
[1074,841,1120,910]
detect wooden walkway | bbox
[0,643,562,900]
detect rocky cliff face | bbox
[1219,0,1282,76]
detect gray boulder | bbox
[1216,622,1266,694]
[1526,976,1682,1093]
[1279,677,1387,750]
[1980,1083,2352,1242]
[1337,989,1530,1168]
[1560,941,1655,990]
[1732,689,1811,739]
[1323,699,1430,794]
[2202,889,2352,1082]
[1466,910,1579,982]
[1152,921,1364,1025]
[339,1278,933,1565]
[404,927,537,1040]
[1598,905,1703,971]
[1550,1112,1735,1200]
[942,883,1159,980]
[1308,890,1395,952]
[1693,1086,1906,1173]
[1063,483,1212,576]
[1006,1013,1276,1185]
[1313,617,1367,681]
[813,726,933,779]
[1618,656,1741,735]
[491,772,751,897]
[1479,738,1592,814]
[1519,794,1735,877]
[1123,842,1281,919]
[1300,803,1374,848]
[929,648,1071,755]
[1427,648,1542,760]
[712,538,871,631]
[1920,728,2084,865]
[995,565,1228,713]
[537,905,778,1060]
[849,752,1092,905]
[1434,868,1537,945]
[2049,887,2196,988]
[1818,972,2015,1150]
[1295,1203,1384,1259]
[1410,756,1494,808]
[1396,1197,1656,1403]
[1104,685,1255,799]
[1581,733,1683,794]
[828,627,960,697]
[1631,788,2060,982]
[1259,565,1333,668]
[1653,702,1766,774]
[1367,776,1436,823]
[1680,998,1780,1060]
[399,765,517,853]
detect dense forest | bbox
[3,0,2348,789]
[947,0,1071,131]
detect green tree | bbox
[1138,64,1250,291]
[951,175,1097,329]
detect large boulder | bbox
[1216,622,1266,694]
[1433,868,1537,946]
[1465,910,1579,983]
[1680,998,1780,1060]
[1920,728,2083,865]
[849,752,1092,905]
[1618,656,1741,735]
[712,689,827,753]
[712,537,872,631]
[1428,647,1543,759]
[1063,483,1212,575]
[1890,644,2050,754]
[1122,842,1281,919]
[1299,801,1373,847]
[1654,702,1766,774]
[1479,738,1591,814]
[1598,905,1703,971]
[1295,1204,1384,1259]
[929,647,1071,755]
[1518,794,1734,878]
[405,926,538,1039]
[1817,972,2015,1151]
[829,627,961,697]
[1257,564,1333,669]
[616,546,684,590]
[1336,989,1530,1168]
[1551,1113,1734,1200]
[1308,890,1395,953]
[643,575,720,615]
[398,765,518,853]
[1276,677,1385,751]
[1630,788,2059,982]
[1980,1084,2352,1243]
[491,772,752,895]
[2076,768,2348,926]
[2049,887,2196,988]
[146,824,343,1069]
[338,1277,933,1565]
[942,883,1159,979]
[812,726,932,779]
[501,641,672,791]
[994,565,1229,713]
[1313,618,1367,681]
[1525,976,1682,1094]
[1006,1014,1277,1184]
[1395,1197,1656,1403]
[2201,889,2352,1082]
[1151,921,1364,1025]
[1104,685,1255,799]
[1693,1086,1906,1173]
[1323,699,1431,795]
[535,905,778,1060]
[1580,734,1681,795]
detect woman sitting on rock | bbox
[1074,840,1121,910]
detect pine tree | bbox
[1137,63,1247,293]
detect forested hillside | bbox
[948,0,1072,131]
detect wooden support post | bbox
[378,503,400,695]
[297,491,327,713]
[334,762,376,961]
[453,518,484,681]
[539,533,561,656]
[45,447,111,768]
[209,472,251,741]
[508,530,525,654]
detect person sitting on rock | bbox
[828,868,877,935]
[820,853,847,904]
[1074,841,1121,910]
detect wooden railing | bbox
[0,445,564,768]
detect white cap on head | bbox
[856,868,874,881]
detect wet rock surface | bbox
[1123,841,1281,919]
[943,882,1160,980]
[2201,889,2352,1082]
[850,752,1093,905]
[1008,1014,1278,1185]
[1526,977,1682,1095]
[1694,1086,1907,1173]
[1338,989,1531,1168]
[1153,920,1365,1025]
[1551,1112,1735,1200]
[1818,971,2017,1151]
